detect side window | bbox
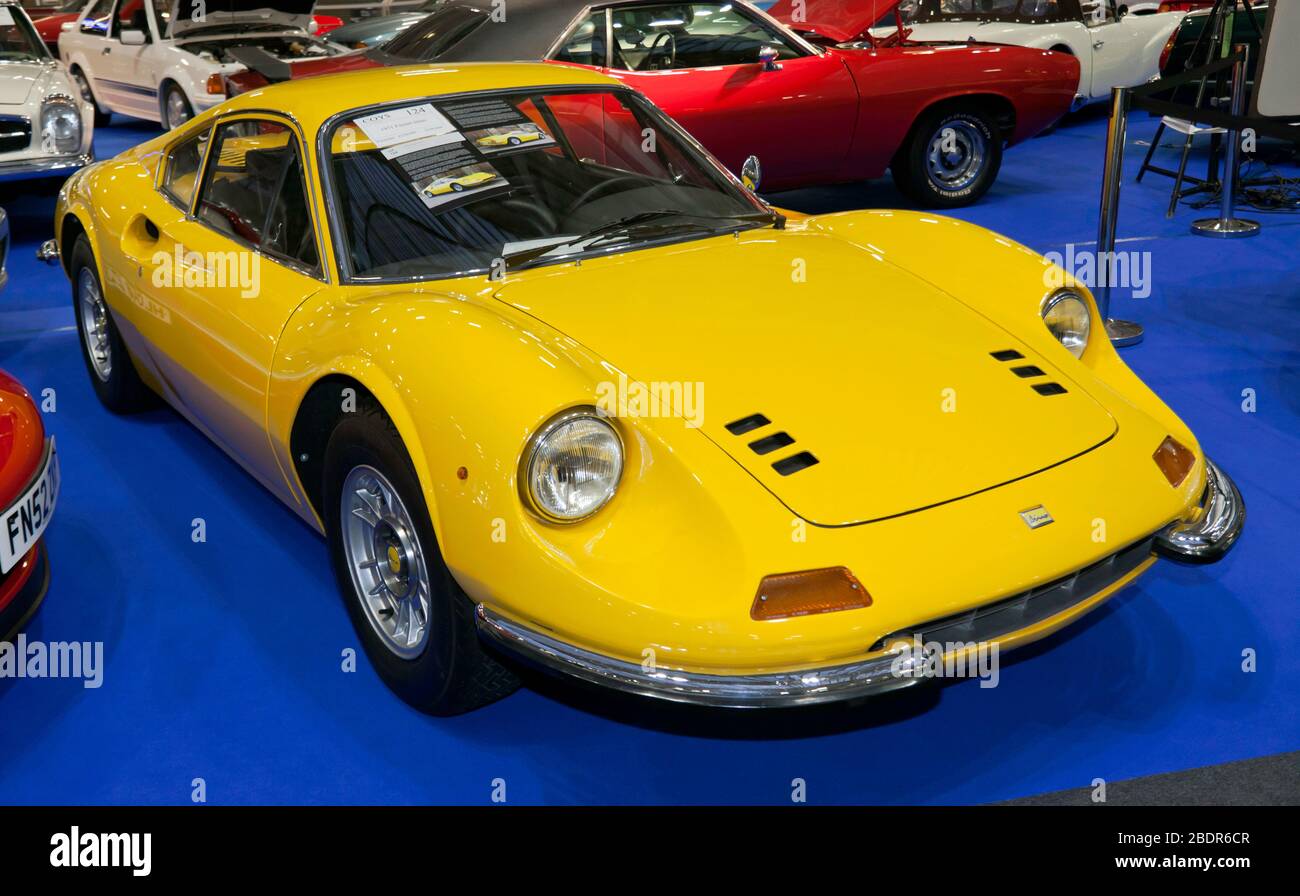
[80,0,115,35]
[110,0,149,38]
[162,128,209,209]
[195,120,320,273]
[609,2,803,72]
[552,10,607,67]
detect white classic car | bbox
[0,1,93,182]
[58,0,345,129]
[858,0,1187,108]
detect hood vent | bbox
[991,349,1069,397]
[724,414,820,477]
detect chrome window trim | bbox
[315,83,771,286]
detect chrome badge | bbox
[1019,505,1054,529]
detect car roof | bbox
[220,61,622,134]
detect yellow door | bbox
[118,113,327,499]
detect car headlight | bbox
[522,408,623,522]
[40,97,82,155]
[1041,290,1091,359]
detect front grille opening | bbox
[867,536,1155,652]
[772,451,819,476]
[1033,382,1068,396]
[749,432,795,455]
[990,349,1024,361]
[1011,365,1045,378]
[0,117,32,154]
[725,413,770,435]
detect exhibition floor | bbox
[0,110,1296,805]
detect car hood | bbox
[0,61,51,105]
[168,0,315,37]
[493,229,1116,527]
[766,0,901,43]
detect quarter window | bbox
[162,128,209,209]
[553,10,607,67]
[195,120,319,272]
[608,2,803,72]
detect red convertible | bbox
[224,0,1079,206]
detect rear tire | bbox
[322,403,519,715]
[891,104,1003,208]
[69,235,154,413]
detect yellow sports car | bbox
[423,169,499,196]
[475,128,544,148]
[42,63,1243,714]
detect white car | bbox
[0,1,93,182]
[873,0,1186,108]
[58,0,345,129]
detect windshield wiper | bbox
[500,208,779,273]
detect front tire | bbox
[891,105,1003,208]
[70,235,154,413]
[70,68,111,127]
[322,404,519,715]
[161,84,193,130]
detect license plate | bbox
[0,438,59,576]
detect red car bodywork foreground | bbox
[0,370,52,641]
[224,1,1079,195]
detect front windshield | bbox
[325,87,772,281]
[0,7,47,62]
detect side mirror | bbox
[741,155,762,192]
[758,45,782,72]
[120,29,147,46]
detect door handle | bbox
[1093,40,1105,50]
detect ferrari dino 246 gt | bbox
[44,63,1242,713]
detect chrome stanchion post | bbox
[1097,86,1143,347]
[1192,45,1260,238]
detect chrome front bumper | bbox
[476,605,924,709]
[0,153,92,183]
[1155,458,1245,562]
[477,458,1244,709]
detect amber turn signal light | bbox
[751,567,871,621]
[206,74,226,96]
[1153,435,1196,487]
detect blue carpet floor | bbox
[0,108,1296,805]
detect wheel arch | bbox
[156,77,189,126]
[285,365,446,542]
[894,91,1018,162]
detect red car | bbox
[225,0,1079,206]
[0,212,60,642]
